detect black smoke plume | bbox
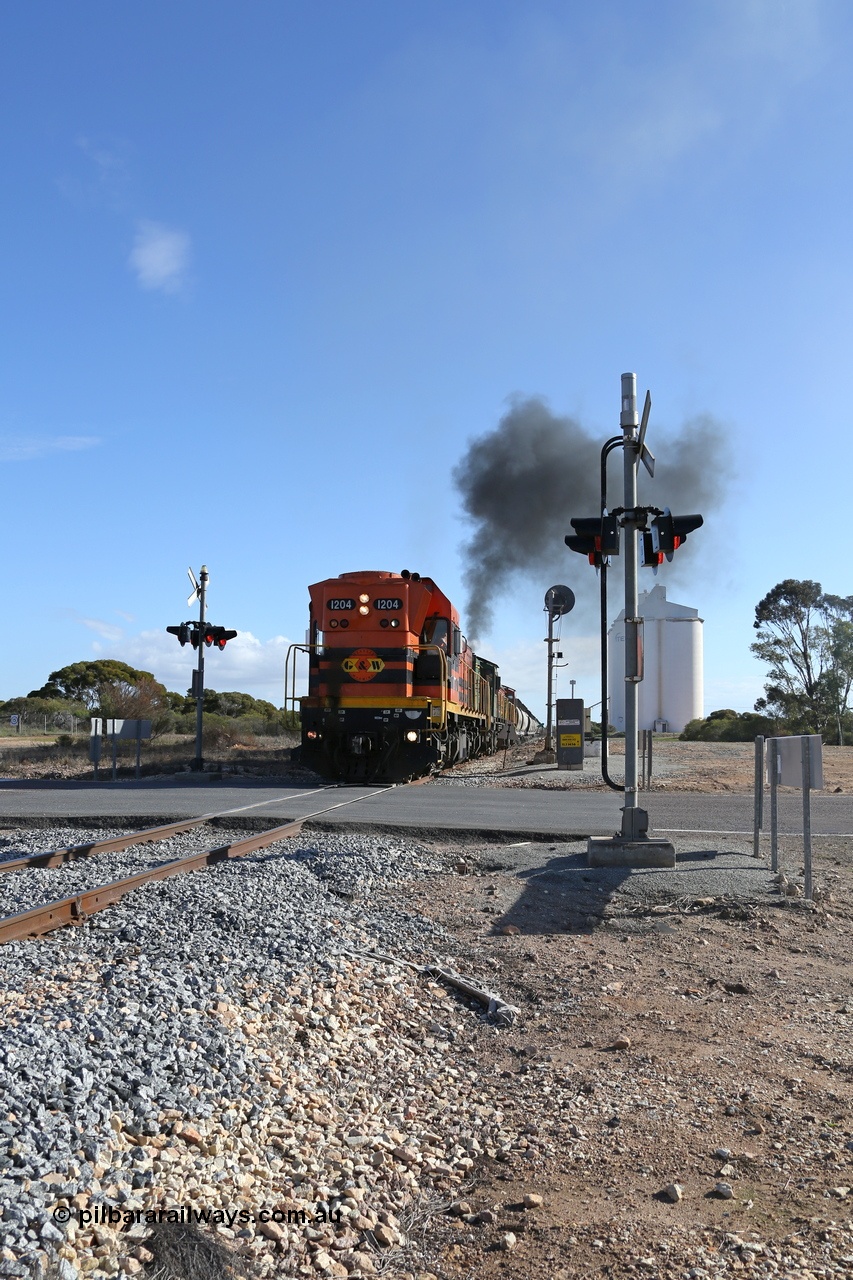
[453,395,731,638]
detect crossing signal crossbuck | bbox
[166,622,237,650]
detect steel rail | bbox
[0,786,334,876]
[0,786,393,945]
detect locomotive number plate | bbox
[327,598,354,610]
[373,597,402,610]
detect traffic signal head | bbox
[203,625,238,650]
[650,510,703,561]
[565,514,620,565]
[167,623,194,647]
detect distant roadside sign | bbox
[9,715,19,726]
[90,718,152,739]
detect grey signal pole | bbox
[587,375,674,867]
[620,374,641,836]
[544,608,556,755]
[194,565,208,772]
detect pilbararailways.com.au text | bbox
[53,1203,343,1229]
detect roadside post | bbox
[90,719,153,781]
[757,734,822,899]
[753,735,764,858]
[89,721,101,781]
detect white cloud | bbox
[76,135,125,176]
[72,614,125,643]
[129,221,191,294]
[0,435,100,462]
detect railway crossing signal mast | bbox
[542,585,575,758]
[167,566,238,771]
[565,373,703,868]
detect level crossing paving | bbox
[0,776,850,840]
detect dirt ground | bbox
[4,739,853,1277]
[381,836,853,1278]
[455,737,853,795]
[373,741,853,1279]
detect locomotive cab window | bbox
[422,617,450,651]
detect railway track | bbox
[0,784,394,945]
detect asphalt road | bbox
[0,776,851,840]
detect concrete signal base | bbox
[587,837,676,868]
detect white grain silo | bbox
[608,584,703,734]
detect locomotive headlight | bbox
[405,730,419,742]
[358,605,370,615]
[389,618,400,628]
[328,618,339,628]
[359,593,370,603]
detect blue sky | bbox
[1,0,849,719]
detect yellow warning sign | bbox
[342,648,386,681]
[559,733,581,748]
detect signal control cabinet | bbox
[555,698,585,771]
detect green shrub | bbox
[680,710,776,741]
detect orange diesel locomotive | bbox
[286,569,537,782]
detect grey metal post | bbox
[194,565,208,772]
[111,722,117,781]
[135,721,142,780]
[545,609,555,752]
[620,373,642,838]
[802,735,813,901]
[769,737,779,872]
[753,735,764,858]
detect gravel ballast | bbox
[0,827,496,1279]
[3,818,853,1280]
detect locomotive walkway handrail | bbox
[410,644,449,731]
[283,642,319,718]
